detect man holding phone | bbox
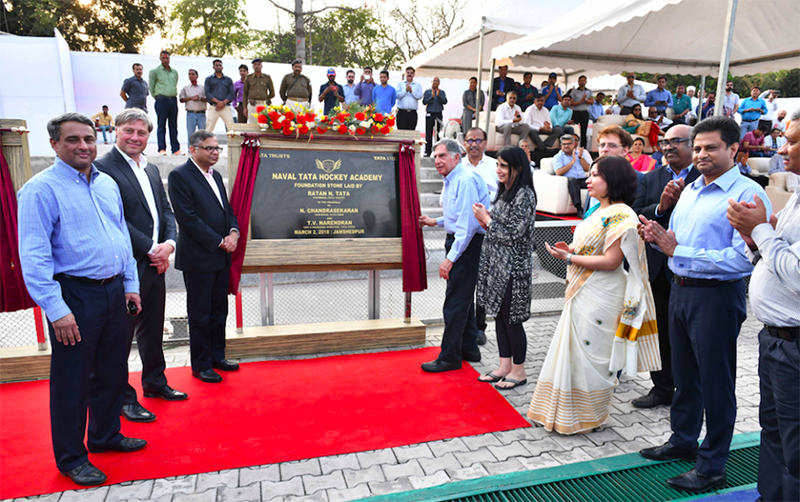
[354,67,376,106]
[495,91,529,147]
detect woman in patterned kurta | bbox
[529,156,661,434]
[474,146,537,390]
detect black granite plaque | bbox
[250,149,401,239]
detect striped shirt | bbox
[17,158,139,322]
[747,186,800,327]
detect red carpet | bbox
[0,347,529,498]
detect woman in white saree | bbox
[529,156,661,435]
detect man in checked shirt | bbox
[728,107,800,502]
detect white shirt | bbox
[764,135,787,150]
[440,155,499,209]
[191,158,224,208]
[524,105,550,130]
[616,84,646,108]
[722,91,740,118]
[495,102,523,127]
[115,146,175,254]
[758,91,781,121]
[773,120,787,133]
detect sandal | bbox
[495,378,527,390]
[478,372,504,383]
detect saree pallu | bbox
[626,153,657,173]
[528,204,660,435]
[624,115,662,148]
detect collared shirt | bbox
[758,91,780,121]
[516,85,538,111]
[496,102,523,127]
[279,73,312,102]
[179,83,207,112]
[540,84,561,109]
[191,159,223,208]
[764,135,786,151]
[768,154,786,175]
[524,105,550,130]
[589,102,605,122]
[672,93,692,116]
[748,185,800,327]
[17,158,139,322]
[372,85,397,114]
[722,91,740,117]
[343,83,358,104]
[92,112,114,127]
[644,88,673,112]
[121,76,149,111]
[549,104,573,128]
[617,83,646,108]
[396,80,423,110]
[148,65,179,97]
[354,81,376,105]
[739,97,768,122]
[439,155,499,209]
[423,88,448,113]
[667,166,772,280]
[204,73,235,104]
[319,81,345,115]
[743,131,765,148]
[232,80,244,108]
[553,149,592,179]
[244,73,275,103]
[435,164,489,263]
[114,146,176,253]
[570,87,592,112]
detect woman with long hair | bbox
[473,146,537,390]
[624,104,664,147]
[626,137,657,172]
[528,156,660,434]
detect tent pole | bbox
[563,70,569,90]
[475,18,486,129]
[485,58,496,135]
[713,0,738,116]
[698,75,706,119]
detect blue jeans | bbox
[155,96,180,153]
[99,125,113,143]
[186,111,206,141]
[740,119,758,140]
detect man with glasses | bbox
[617,72,646,116]
[583,126,636,218]
[524,95,561,151]
[553,134,592,217]
[631,126,700,410]
[168,131,240,384]
[495,91,529,147]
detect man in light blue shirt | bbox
[371,70,397,115]
[342,70,358,104]
[17,113,144,486]
[396,66,424,130]
[738,85,769,140]
[549,95,575,135]
[589,92,606,122]
[639,116,771,494]
[552,135,591,215]
[644,76,673,114]
[419,139,489,373]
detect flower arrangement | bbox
[255,102,395,139]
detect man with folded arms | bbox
[639,116,771,494]
[95,108,188,425]
[727,107,800,502]
[18,113,145,486]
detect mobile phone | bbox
[127,300,139,315]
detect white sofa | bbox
[766,171,795,213]
[590,114,653,153]
[486,111,579,153]
[533,158,589,215]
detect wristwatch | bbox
[566,253,573,266]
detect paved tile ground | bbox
[10,303,762,502]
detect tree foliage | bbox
[0,0,164,53]
[168,0,252,57]
[635,69,800,98]
[379,0,466,64]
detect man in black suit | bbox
[168,130,240,383]
[631,124,700,408]
[95,109,188,423]
[490,65,516,112]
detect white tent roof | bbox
[492,0,800,77]
[405,0,587,80]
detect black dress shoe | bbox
[421,359,462,373]
[640,442,698,461]
[212,359,240,371]
[144,385,188,401]
[632,392,672,409]
[62,461,107,486]
[667,468,727,493]
[88,436,147,453]
[461,350,482,363]
[476,330,487,346]
[120,402,156,422]
[192,369,223,383]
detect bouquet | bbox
[255,102,395,139]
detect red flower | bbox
[356,127,366,135]
[386,117,396,127]
[305,112,316,122]
[271,121,281,130]
[371,125,380,134]
[317,127,328,134]
[285,111,295,121]
[336,113,346,123]
[338,125,348,134]
[355,112,366,121]
[256,105,266,113]
[282,125,292,136]
[257,114,268,124]
[296,116,307,125]
[373,113,384,122]
[268,110,280,120]
[320,115,329,123]
[380,125,391,134]
[299,124,310,134]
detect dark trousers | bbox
[476,304,487,332]
[235,102,247,123]
[745,173,769,188]
[184,268,229,371]
[49,275,128,472]
[668,279,746,476]
[439,233,483,363]
[397,109,418,130]
[567,177,588,211]
[758,327,800,502]
[647,269,674,401]
[425,112,443,156]
[155,96,180,153]
[495,279,527,364]
[124,265,168,404]
[572,110,590,148]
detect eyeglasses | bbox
[598,142,621,150]
[465,139,484,145]
[196,146,223,153]
[656,138,691,149]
